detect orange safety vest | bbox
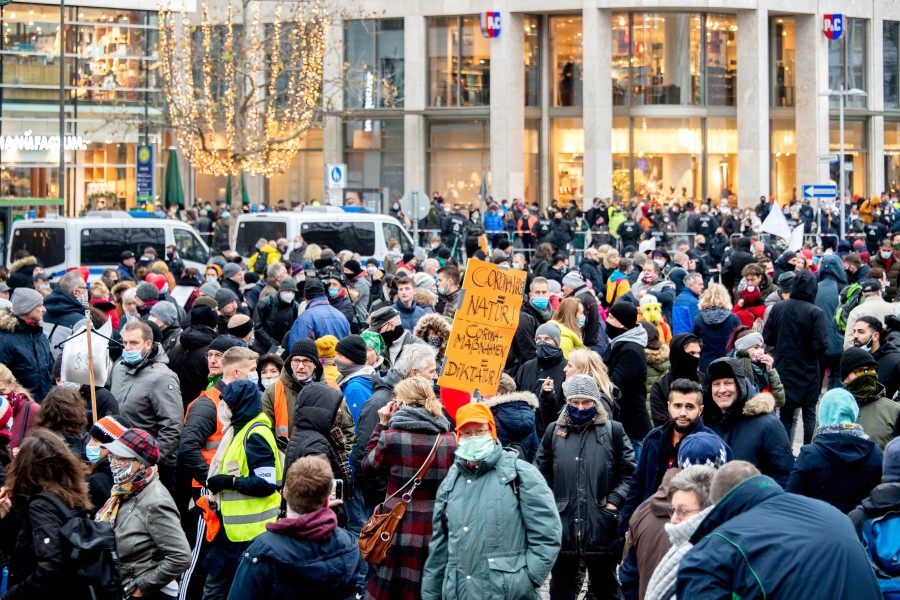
[273,380,290,441]
[184,386,223,488]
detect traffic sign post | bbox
[324,163,347,206]
[802,185,837,198]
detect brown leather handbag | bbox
[358,434,444,565]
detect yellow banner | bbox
[437,258,526,396]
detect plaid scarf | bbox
[95,466,157,527]
[329,417,353,488]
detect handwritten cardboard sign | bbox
[437,258,526,396]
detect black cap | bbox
[402,252,416,264]
[120,250,135,260]
[609,300,638,330]
[862,279,883,294]
[303,278,325,300]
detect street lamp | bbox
[818,86,867,239]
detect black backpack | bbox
[253,252,268,276]
[42,494,124,600]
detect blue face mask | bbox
[328,287,340,298]
[578,315,586,329]
[531,297,550,310]
[85,445,102,464]
[62,381,80,390]
[437,286,447,295]
[121,349,143,365]
[566,403,598,425]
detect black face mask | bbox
[605,323,628,340]
[671,352,700,381]
[535,342,563,362]
[381,325,404,346]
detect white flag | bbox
[788,223,805,252]
[761,203,792,241]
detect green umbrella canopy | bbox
[163,148,185,209]
[241,172,250,206]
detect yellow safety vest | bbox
[219,414,283,542]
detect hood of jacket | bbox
[414,290,437,309]
[413,312,451,340]
[0,309,25,333]
[874,341,900,362]
[700,307,733,325]
[178,324,218,351]
[860,482,900,515]
[814,432,878,466]
[222,379,264,430]
[294,383,342,436]
[690,475,783,544]
[790,270,818,304]
[701,358,757,427]
[43,289,85,321]
[260,244,280,255]
[818,255,848,286]
[645,345,670,367]
[611,323,648,348]
[484,391,539,438]
[669,333,702,381]
[267,506,337,540]
[8,255,37,275]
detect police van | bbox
[8,211,210,280]
[232,207,416,262]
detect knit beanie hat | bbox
[227,314,253,339]
[414,272,435,293]
[817,388,860,426]
[303,278,326,300]
[215,288,238,309]
[149,301,179,328]
[89,415,131,445]
[884,438,900,483]
[222,263,242,279]
[562,271,585,290]
[610,300,638,329]
[278,279,298,293]
[840,347,878,381]
[315,335,338,359]
[535,322,562,346]
[135,282,159,303]
[209,335,240,354]
[193,295,218,310]
[562,374,601,404]
[360,331,385,356]
[200,281,221,297]
[343,260,363,278]
[496,373,517,396]
[677,432,731,469]
[10,287,43,316]
[102,428,159,467]
[335,334,368,365]
[289,338,319,363]
[733,332,764,352]
[455,402,497,440]
[190,304,219,329]
[777,271,797,293]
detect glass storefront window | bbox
[706,118,737,198]
[611,14,630,106]
[344,119,404,212]
[885,22,900,110]
[551,118,583,203]
[884,121,900,193]
[706,15,737,107]
[828,18,867,109]
[770,119,797,204]
[524,16,540,107]
[770,17,796,107]
[632,117,702,200]
[632,14,702,106]
[612,117,631,201]
[829,119,867,198]
[428,120,490,206]
[428,16,490,107]
[550,16,582,107]
[344,19,404,109]
[265,128,324,205]
[524,119,539,205]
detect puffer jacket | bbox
[814,255,847,357]
[112,476,191,595]
[644,345,670,406]
[422,446,561,600]
[534,407,636,556]
[109,344,184,467]
[287,297,350,348]
[483,392,541,462]
[691,307,741,373]
[41,289,86,360]
[0,310,53,402]
[167,324,217,407]
[606,325,652,441]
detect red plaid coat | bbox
[361,422,456,600]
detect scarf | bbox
[335,363,371,386]
[95,466,157,528]
[329,416,353,489]
[388,406,450,433]
[816,423,869,439]
[206,400,235,501]
[847,373,879,401]
[644,505,715,600]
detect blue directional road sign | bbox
[803,184,837,199]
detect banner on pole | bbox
[437,258,526,396]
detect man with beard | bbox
[850,316,900,400]
[619,378,730,534]
[649,333,704,427]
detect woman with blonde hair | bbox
[562,347,618,419]
[550,297,586,358]
[361,371,456,600]
[303,243,322,269]
[0,364,38,449]
[692,283,741,372]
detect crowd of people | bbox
[0,191,899,599]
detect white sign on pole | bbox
[325,164,347,190]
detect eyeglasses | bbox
[109,455,134,467]
[290,358,316,367]
[206,352,224,361]
[853,366,877,378]
[666,506,701,519]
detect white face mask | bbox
[367,266,377,276]
[261,377,278,389]
[279,292,295,303]
[292,242,302,249]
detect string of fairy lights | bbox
[158,0,327,178]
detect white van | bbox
[8,212,210,280]
[232,208,416,262]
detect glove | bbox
[206,474,235,495]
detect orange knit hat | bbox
[455,402,497,440]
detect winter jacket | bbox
[644,346,670,407]
[579,259,605,296]
[763,271,830,408]
[0,310,53,402]
[88,459,113,510]
[505,308,538,375]
[814,255,847,357]
[394,298,431,332]
[844,295,897,349]
[534,408,636,556]
[352,369,401,506]
[422,447,561,600]
[167,324,218,408]
[677,476,883,600]
[252,294,298,354]
[703,361,794,486]
[849,481,900,535]
[41,289,86,361]
[874,341,900,399]
[248,244,282,274]
[785,428,883,513]
[854,382,900,450]
[671,289,700,336]
[5,492,93,600]
[178,380,225,488]
[691,308,741,373]
[112,476,191,595]
[515,353,567,438]
[287,297,350,348]
[339,367,375,427]
[109,344,184,467]
[606,325,652,441]
[483,392,541,462]
[620,419,727,534]
[227,508,360,600]
[81,385,119,425]
[550,320,585,359]
[159,324,183,355]
[632,278,676,324]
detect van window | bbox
[382,222,413,254]
[301,221,375,256]
[11,227,65,268]
[81,228,165,266]
[173,228,210,265]
[236,220,287,256]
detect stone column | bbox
[870,18,885,196]
[404,15,427,195]
[736,9,770,208]
[489,12,525,203]
[322,20,344,167]
[582,8,612,208]
[794,13,829,197]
